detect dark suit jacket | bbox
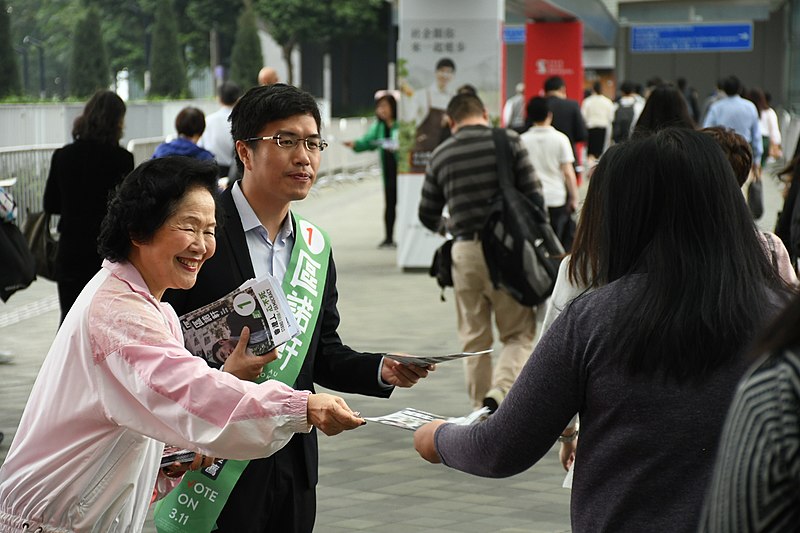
[546,95,588,159]
[164,185,392,490]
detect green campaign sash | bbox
[154,213,331,533]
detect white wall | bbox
[0,100,220,149]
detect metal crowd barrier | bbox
[0,117,380,228]
[0,144,61,228]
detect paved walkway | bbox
[0,165,788,532]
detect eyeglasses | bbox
[242,134,328,152]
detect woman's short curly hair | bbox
[98,156,221,262]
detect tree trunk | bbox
[341,39,351,113]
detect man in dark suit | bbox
[541,75,588,165]
[164,84,431,533]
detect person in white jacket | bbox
[0,157,364,533]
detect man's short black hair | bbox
[436,57,455,71]
[544,76,565,93]
[620,80,636,95]
[98,157,221,262]
[219,81,243,106]
[175,107,206,137]
[722,75,742,96]
[229,84,322,174]
[526,97,549,123]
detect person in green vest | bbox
[162,83,432,533]
[345,92,399,248]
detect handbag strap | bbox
[491,128,514,191]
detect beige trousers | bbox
[451,239,537,408]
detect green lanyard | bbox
[154,213,331,533]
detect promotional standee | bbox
[396,0,504,270]
[524,21,584,102]
[523,20,585,177]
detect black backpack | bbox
[481,129,564,306]
[612,103,635,143]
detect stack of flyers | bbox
[160,446,196,467]
[179,274,299,366]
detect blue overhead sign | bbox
[504,25,526,44]
[631,23,753,53]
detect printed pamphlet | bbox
[160,446,196,467]
[383,349,492,366]
[179,274,299,367]
[365,406,491,431]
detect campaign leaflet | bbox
[179,274,299,367]
[365,407,490,431]
[383,348,492,366]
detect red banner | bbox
[524,21,584,102]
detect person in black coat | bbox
[164,84,432,533]
[539,76,588,164]
[44,90,134,321]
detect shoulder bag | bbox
[23,210,60,282]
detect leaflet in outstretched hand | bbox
[179,274,299,367]
[365,407,491,431]
[383,349,492,366]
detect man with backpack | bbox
[419,93,544,413]
[612,80,644,144]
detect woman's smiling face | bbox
[131,186,217,300]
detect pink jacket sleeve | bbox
[88,290,311,461]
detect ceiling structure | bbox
[505,0,788,48]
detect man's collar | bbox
[231,181,295,240]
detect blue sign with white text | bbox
[504,25,526,44]
[631,23,753,53]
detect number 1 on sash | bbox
[305,227,313,245]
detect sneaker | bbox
[377,240,397,249]
[0,351,12,365]
[482,387,506,414]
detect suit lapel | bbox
[220,185,256,282]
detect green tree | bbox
[253,0,321,86]
[229,4,263,90]
[69,7,109,98]
[182,0,244,74]
[254,0,383,86]
[0,0,22,98]
[149,0,186,97]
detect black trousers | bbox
[383,154,397,242]
[548,204,575,253]
[213,436,316,533]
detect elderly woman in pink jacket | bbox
[0,157,364,533]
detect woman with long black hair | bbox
[414,128,791,532]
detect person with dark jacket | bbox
[537,76,588,165]
[775,155,800,268]
[44,90,134,321]
[163,84,431,533]
[414,128,790,532]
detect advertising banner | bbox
[396,0,504,270]
[524,21,584,102]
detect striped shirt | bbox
[418,125,543,236]
[700,348,800,532]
